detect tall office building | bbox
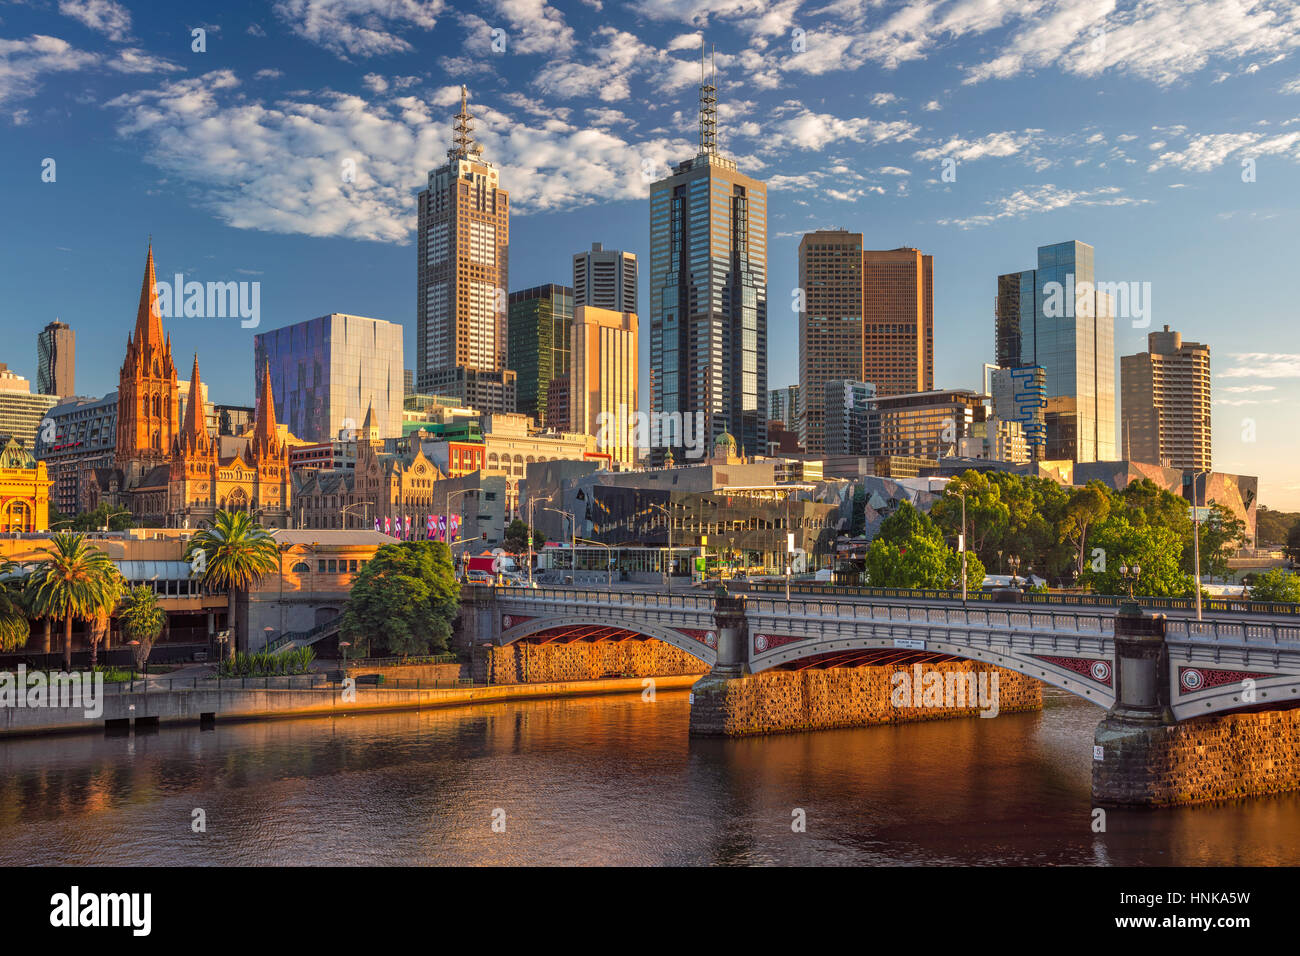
[995,240,1116,462]
[649,49,767,464]
[0,364,59,450]
[36,320,75,397]
[988,365,1047,460]
[254,313,404,443]
[570,306,638,467]
[798,230,863,455]
[862,247,933,398]
[573,243,637,313]
[508,284,572,427]
[1121,325,1211,470]
[870,389,987,459]
[416,86,512,411]
[768,384,800,431]
[824,380,876,456]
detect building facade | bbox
[989,365,1047,460]
[416,86,511,410]
[870,389,988,460]
[35,391,118,514]
[36,320,75,397]
[1120,325,1211,470]
[768,384,801,433]
[0,365,59,451]
[254,312,402,444]
[0,438,51,532]
[507,284,572,427]
[573,242,637,313]
[995,240,1116,462]
[799,230,864,455]
[571,305,638,467]
[824,380,876,457]
[862,247,934,398]
[649,60,767,463]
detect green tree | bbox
[1248,568,1300,603]
[876,500,943,547]
[1060,482,1113,577]
[1195,502,1246,580]
[184,510,279,658]
[504,518,545,554]
[930,470,1009,562]
[67,502,134,532]
[341,540,460,658]
[0,559,31,653]
[1078,515,1193,598]
[118,585,167,670]
[26,532,126,669]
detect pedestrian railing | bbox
[92,673,489,695]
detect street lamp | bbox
[1191,470,1207,621]
[445,487,475,560]
[263,626,274,652]
[543,506,575,575]
[575,537,614,587]
[647,502,672,594]
[339,640,351,669]
[527,490,557,588]
[1008,555,1021,589]
[956,488,968,607]
[341,501,370,530]
[1119,562,1142,599]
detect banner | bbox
[426,514,434,540]
[437,515,447,542]
[373,517,380,532]
[384,516,391,536]
[449,514,461,542]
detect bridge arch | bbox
[750,634,1116,710]
[499,614,718,669]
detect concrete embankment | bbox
[0,674,699,739]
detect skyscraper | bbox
[988,365,1047,460]
[798,230,864,454]
[508,284,572,427]
[649,47,767,463]
[823,380,875,456]
[995,240,1116,462]
[768,384,800,431]
[573,243,637,313]
[1121,325,1211,470]
[36,320,75,397]
[254,313,404,443]
[571,305,638,467]
[862,247,933,398]
[417,86,512,411]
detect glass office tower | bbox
[507,284,572,428]
[994,240,1115,462]
[649,54,767,463]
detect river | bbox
[2,688,1298,866]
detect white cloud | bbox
[105,70,698,242]
[0,34,99,107]
[1220,353,1300,378]
[272,0,444,57]
[937,183,1149,228]
[1148,130,1300,171]
[59,0,132,42]
[914,130,1036,161]
[767,108,917,150]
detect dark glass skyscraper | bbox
[995,240,1115,462]
[649,52,767,462]
[507,284,572,428]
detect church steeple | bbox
[251,360,281,459]
[178,354,211,456]
[133,240,165,354]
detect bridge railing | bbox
[741,582,1300,617]
[496,586,714,611]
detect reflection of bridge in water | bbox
[472,585,1300,807]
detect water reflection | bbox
[1,689,1298,865]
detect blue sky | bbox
[2,0,1298,507]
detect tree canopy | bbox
[341,540,460,657]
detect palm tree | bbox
[118,584,166,671]
[184,510,279,658]
[0,559,31,653]
[26,532,126,670]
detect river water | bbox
[2,688,1298,866]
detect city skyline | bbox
[3,0,1298,505]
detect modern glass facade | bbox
[989,365,1047,460]
[799,231,863,455]
[254,313,404,443]
[507,284,572,427]
[650,150,767,463]
[36,320,75,397]
[994,241,1116,462]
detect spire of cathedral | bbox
[178,354,211,455]
[251,360,280,457]
[133,240,165,352]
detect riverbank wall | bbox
[0,674,699,739]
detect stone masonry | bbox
[689,662,1042,737]
[487,640,708,684]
